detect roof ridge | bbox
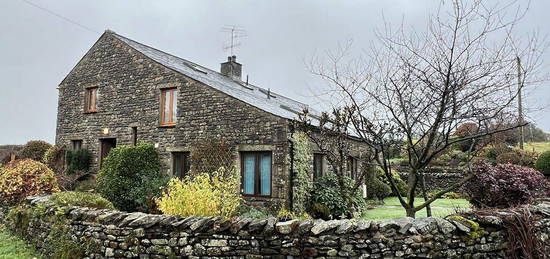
[112,32,212,72]
[110,31,319,120]
[112,32,310,105]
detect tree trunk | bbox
[406,208,416,218]
[420,173,432,217]
[406,168,418,210]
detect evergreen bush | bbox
[309,173,365,219]
[96,143,167,212]
[376,167,408,196]
[535,150,550,175]
[66,149,92,173]
[366,178,392,200]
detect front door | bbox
[100,138,117,167]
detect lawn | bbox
[362,197,471,220]
[520,142,550,153]
[0,227,41,259]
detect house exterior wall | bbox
[56,33,291,209]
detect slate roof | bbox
[111,31,321,122]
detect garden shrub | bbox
[535,150,550,175]
[366,178,392,200]
[50,191,114,210]
[65,149,92,173]
[479,144,512,162]
[96,143,167,212]
[19,140,52,161]
[309,173,365,219]
[0,159,59,205]
[277,208,311,221]
[237,205,272,219]
[495,151,518,164]
[376,167,408,196]
[74,178,97,192]
[464,162,550,208]
[156,167,241,218]
[496,150,538,168]
[43,145,67,174]
[43,145,82,191]
[427,190,465,199]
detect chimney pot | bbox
[221,56,242,80]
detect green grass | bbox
[520,142,550,153]
[362,197,471,220]
[0,227,41,259]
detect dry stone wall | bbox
[396,166,465,192]
[6,196,550,258]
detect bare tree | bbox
[306,0,547,218]
[297,108,374,218]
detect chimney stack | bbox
[221,55,242,80]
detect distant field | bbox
[520,142,550,153]
[0,145,23,163]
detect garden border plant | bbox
[96,142,168,213]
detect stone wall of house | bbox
[55,32,291,208]
[9,196,550,259]
[396,166,465,192]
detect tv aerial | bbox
[221,25,247,56]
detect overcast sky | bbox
[1,0,549,144]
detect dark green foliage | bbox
[96,143,168,212]
[309,173,365,219]
[376,168,408,196]
[535,151,550,175]
[65,149,91,173]
[365,166,392,200]
[428,190,466,199]
[44,222,86,259]
[50,191,114,210]
[74,178,96,192]
[5,204,98,259]
[366,178,392,200]
[19,140,52,161]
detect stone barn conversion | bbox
[55,30,368,209]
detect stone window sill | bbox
[158,124,176,128]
